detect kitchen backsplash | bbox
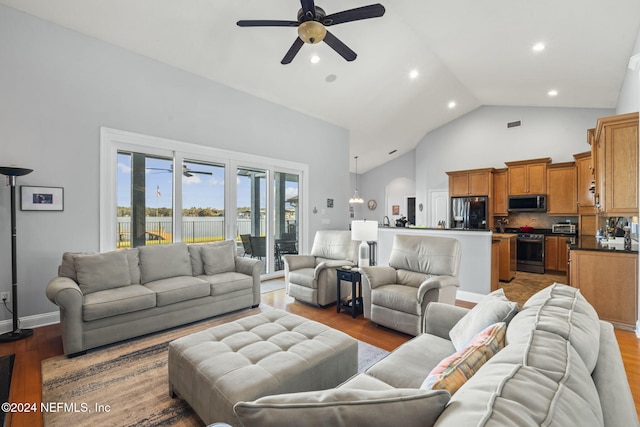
[498,213,578,230]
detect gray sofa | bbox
[46,241,262,356]
[226,283,638,427]
[283,230,359,306]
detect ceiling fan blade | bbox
[237,20,299,27]
[323,31,357,61]
[300,0,316,19]
[323,4,386,26]
[281,37,305,64]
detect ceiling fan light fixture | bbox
[298,20,327,44]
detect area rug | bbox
[41,307,389,427]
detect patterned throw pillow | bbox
[421,322,506,394]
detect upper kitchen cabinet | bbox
[447,168,494,197]
[574,150,596,235]
[505,158,551,195]
[591,112,639,215]
[546,162,577,215]
[574,151,594,209]
[492,168,508,216]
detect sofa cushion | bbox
[449,289,518,351]
[138,243,192,284]
[490,329,603,419]
[310,230,357,262]
[198,272,253,296]
[388,234,461,277]
[234,388,450,427]
[421,322,506,394]
[82,285,156,321]
[371,285,421,315]
[506,283,600,373]
[202,240,236,275]
[434,362,604,427]
[396,269,430,287]
[365,333,456,389]
[74,251,131,295]
[434,327,604,427]
[143,276,210,306]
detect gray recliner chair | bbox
[283,230,359,306]
[360,234,461,336]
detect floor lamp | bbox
[0,166,33,342]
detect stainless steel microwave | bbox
[507,195,547,212]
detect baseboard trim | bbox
[0,311,59,334]
[456,290,486,304]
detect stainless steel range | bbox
[516,232,545,274]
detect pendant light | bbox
[349,156,364,204]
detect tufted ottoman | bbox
[168,309,358,425]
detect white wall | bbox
[414,106,614,225]
[616,28,640,114]
[0,5,350,323]
[357,150,416,224]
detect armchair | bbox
[283,230,359,306]
[360,234,461,336]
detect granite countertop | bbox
[569,235,639,254]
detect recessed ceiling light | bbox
[310,55,320,64]
[448,101,457,109]
[409,69,419,80]
[548,89,558,97]
[325,74,337,83]
[533,42,545,52]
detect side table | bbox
[336,268,363,318]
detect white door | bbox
[429,190,449,227]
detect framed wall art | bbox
[21,186,64,211]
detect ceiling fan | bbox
[237,1,385,64]
[147,165,213,178]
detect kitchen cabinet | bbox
[574,150,596,235]
[447,168,494,197]
[546,162,577,215]
[493,233,517,281]
[569,250,638,330]
[492,168,508,216]
[591,112,639,215]
[506,158,551,195]
[545,235,568,273]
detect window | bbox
[101,127,309,278]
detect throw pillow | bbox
[421,322,506,394]
[449,288,517,351]
[138,242,192,284]
[74,251,131,295]
[234,388,450,427]
[201,240,236,275]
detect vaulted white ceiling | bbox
[2,0,639,172]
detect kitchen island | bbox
[377,227,492,302]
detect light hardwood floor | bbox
[1,274,639,426]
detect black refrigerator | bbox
[450,196,489,229]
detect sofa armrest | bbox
[235,256,263,306]
[359,266,397,289]
[592,321,640,427]
[417,276,460,303]
[283,255,315,271]
[314,259,354,279]
[46,276,85,355]
[422,302,469,340]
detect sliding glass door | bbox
[274,172,299,271]
[103,128,307,278]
